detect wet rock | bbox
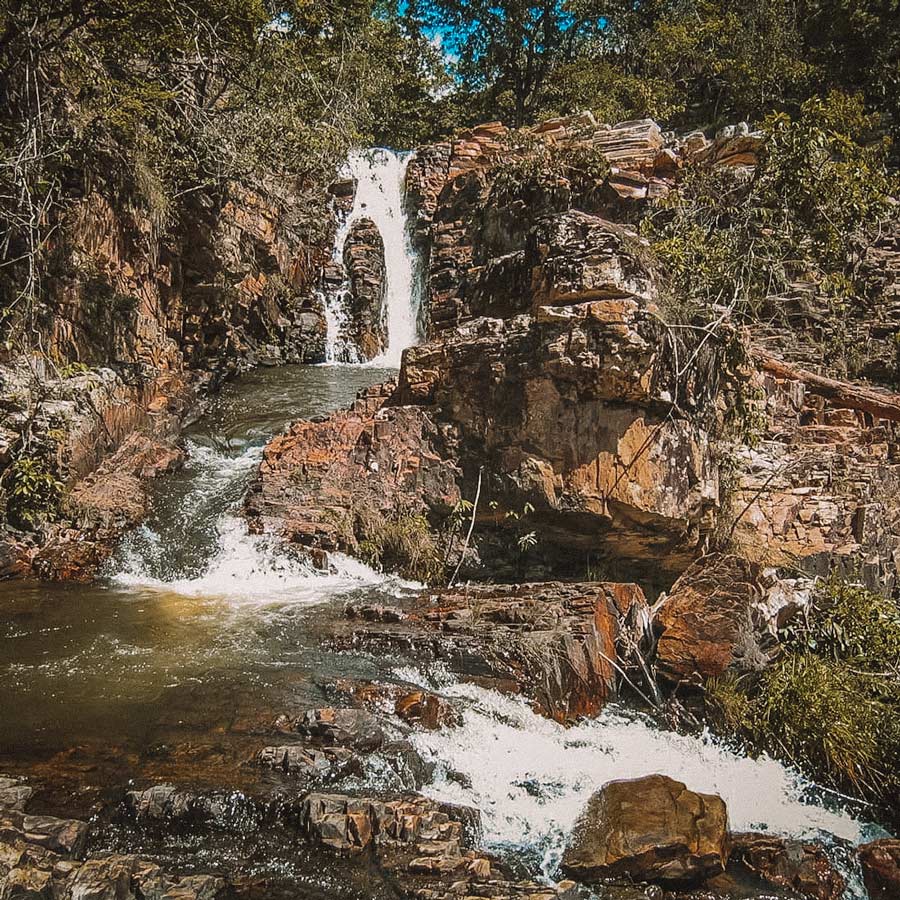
[300,793,478,856]
[654,554,773,683]
[2,865,53,900]
[858,838,900,899]
[254,745,357,778]
[0,779,33,814]
[345,604,407,623]
[336,581,647,723]
[71,855,223,900]
[729,832,844,900]
[394,691,459,730]
[124,785,253,831]
[561,775,729,886]
[276,708,385,752]
[19,816,88,857]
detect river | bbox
[0,151,889,898]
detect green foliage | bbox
[357,509,445,585]
[488,133,610,208]
[407,1,604,126]
[645,92,898,376]
[706,578,900,807]
[4,457,63,530]
[0,0,447,343]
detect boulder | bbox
[654,554,771,682]
[859,838,900,899]
[730,832,844,900]
[561,775,729,886]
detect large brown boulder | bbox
[859,839,900,899]
[561,775,729,886]
[654,554,771,682]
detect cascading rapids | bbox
[109,438,383,603]
[400,671,881,897]
[324,148,421,367]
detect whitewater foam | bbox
[403,676,878,892]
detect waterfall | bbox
[324,148,421,367]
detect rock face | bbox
[729,833,844,900]
[1,168,347,579]
[729,370,900,595]
[654,554,773,682]
[859,839,900,899]
[561,775,729,886]
[245,380,462,557]
[343,217,387,360]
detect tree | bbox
[406,1,604,125]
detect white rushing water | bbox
[325,148,421,367]
[401,674,878,896]
[110,439,386,604]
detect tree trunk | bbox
[753,350,900,422]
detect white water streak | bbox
[404,676,878,895]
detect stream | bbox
[0,151,890,899]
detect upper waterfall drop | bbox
[326,147,421,367]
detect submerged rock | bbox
[561,774,729,886]
[275,707,386,752]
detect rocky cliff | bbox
[248,114,900,595]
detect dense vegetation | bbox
[707,579,900,819]
[0,0,447,343]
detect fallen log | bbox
[753,349,900,423]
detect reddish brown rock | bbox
[244,380,461,558]
[394,691,458,730]
[654,554,770,683]
[335,581,648,723]
[561,775,730,886]
[859,838,900,899]
[730,832,844,900]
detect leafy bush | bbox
[488,134,610,211]
[706,578,900,808]
[4,457,63,530]
[645,92,898,376]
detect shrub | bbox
[354,506,445,585]
[645,92,898,377]
[4,457,63,530]
[705,578,900,808]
